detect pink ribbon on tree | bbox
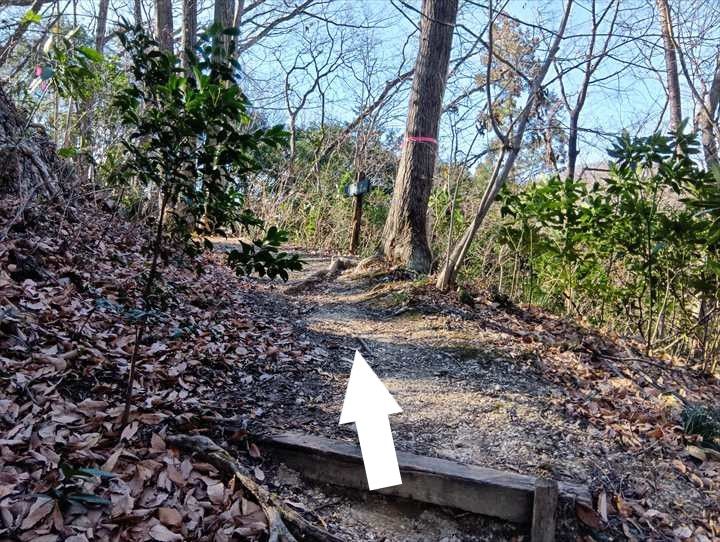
[403,135,438,146]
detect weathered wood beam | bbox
[257,431,591,526]
[532,478,559,542]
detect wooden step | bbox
[257,431,592,525]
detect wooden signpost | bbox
[345,171,370,254]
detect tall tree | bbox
[134,0,142,26]
[214,0,234,55]
[181,0,197,68]
[95,0,110,51]
[656,0,682,131]
[155,0,173,52]
[382,0,459,273]
[697,62,720,167]
[436,0,573,291]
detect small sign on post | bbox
[344,177,370,197]
[346,171,369,254]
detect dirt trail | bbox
[283,254,589,482]
[221,251,591,541]
[269,254,608,474]
[214,248,715,541]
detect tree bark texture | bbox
[182,0,197,68]
[155,0,174,52]
[95,0,110,51]
[697,60,720,167]
[656,0,682,131]
[382,0,459,273]
[214,0,235,56]
[134,0,143,26]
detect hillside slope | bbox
[1,192,719,541]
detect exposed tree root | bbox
[284,257,355,295]
[166,434,344,542]
[347,254,388,280]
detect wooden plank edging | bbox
[257,431,591,525]
[532,478,559,542]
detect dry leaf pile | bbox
[0,194,318,541]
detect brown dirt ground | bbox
[210,247,720,542]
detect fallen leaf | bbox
[597,491,608,522]
[206,482,225,505]
[111,494,135,518]
[120,421,139,442]
[20,497,54,530]
[673,525,693,539]
[576,503,603,529]
[686,445,707,462]
[672,459,687,473]
[149,523,183,541]
[159,507,183,527]
[248,442,261,459]
[101,447,123,472]
[150,433,166,453]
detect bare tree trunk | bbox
[214,0,235,55]
[436,0,573,291]
[94,0,109,51]
[134,0,143,26]
[656,0,682,131]
[382,0,459,273]
[182,0,197,68]
[697,59,720,167]
[694,58,720,364]
[155,0,174,52]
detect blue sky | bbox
[235,0,677,171]
[7,0,712,173]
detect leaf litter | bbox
[0,194,332,541]
[1,192,720,541]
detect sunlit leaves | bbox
[20,9,41,25]
[110,22,298,280]
[498,130,720,336]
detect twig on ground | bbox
[356,337,372,356]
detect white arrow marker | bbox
[339,350,402,491]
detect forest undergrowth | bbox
[0,190,342,541]
[1,188,720,541]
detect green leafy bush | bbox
[109,22,300,280]
[497,131,720,361]
[227,226,303,280]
